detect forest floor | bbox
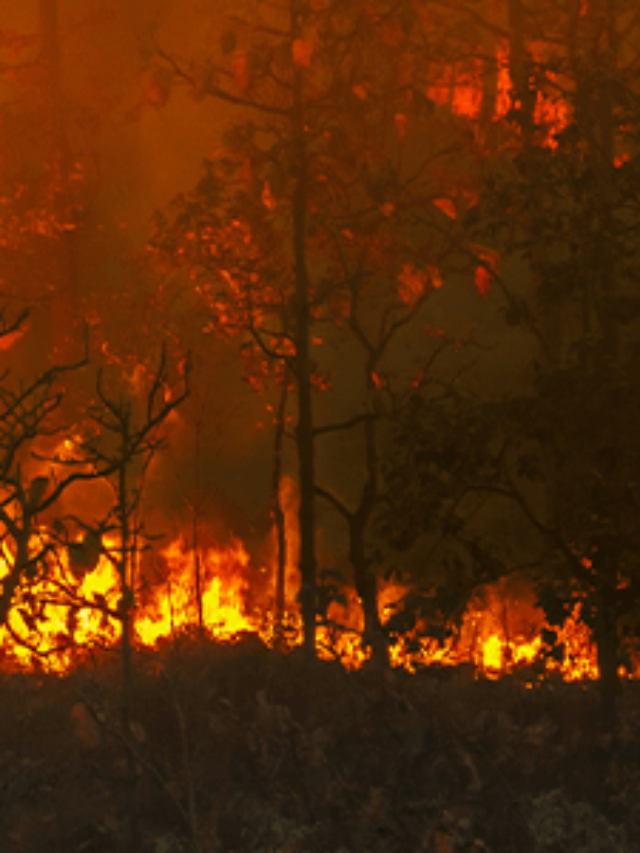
[0,634,639,853]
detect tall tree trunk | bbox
[593,0,619,365]
[508,0,535,140]
[593,542,621,733]
[192,512,204,638]
[479,15,498,147]
[291,0,316,662]
[39,0,80,360]
[271,380,289,647]
[351,417,387,666]
[192,414,204,638]
[117,440,139,853]
[591,0,622,733]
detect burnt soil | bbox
[0,634,639,852]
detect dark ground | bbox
[0,635,639,852]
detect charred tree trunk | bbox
[479,20,498,147]
[350,534,386,667]
[39,0,79,359]
[193,515,204,638]
[593,543,621,733]
[317,416,387,666]
[291,0,316,662]
[351,417,387,666]
[508,0,535,140]
[192,417,204,638]
[117,429,140,853]
[592,0,619,366]
[271,380,289,646]
[80,352,188,851]
[589,1,622,735]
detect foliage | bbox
[148,0,491,377]
[377,0,640,706]
[148,0,496,659]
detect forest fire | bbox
[0,523,608,682]
[2,2,639,849]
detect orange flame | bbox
[0,530,623,682]
[427,43,569,149]
[0,461,624,681]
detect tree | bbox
[0,2,90,357]
[382,0,640,726]
[53,346,189,851]
[149,0,488,659]
[479,0,640,728]
[313,281,469,665]
[0,1,168,371]
[0,307,95,642]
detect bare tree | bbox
[0,308,94,632]
[57,346,190,852]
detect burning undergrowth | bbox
[0,528,615,683]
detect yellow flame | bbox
[0,526,615,683]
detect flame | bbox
[135,537,255,646]
[0,432,614,682]
[0,467,620,680]
[0,525,623,683]
[427,43,569,149]
[0,536,121,671]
